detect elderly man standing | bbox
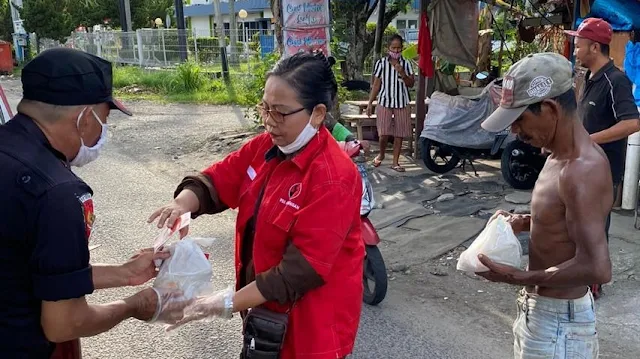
[480,52,612,359]
[0,48,179,358]
[565,18,640,298]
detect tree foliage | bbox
[0,1,14,42]
[330,0,410,80]
[19,0,74,42]
[18,0,174,42]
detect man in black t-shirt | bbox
[565,17,640,298]
[0,48,181,358]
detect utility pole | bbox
[118,0,132,31]
[213,0,230,81]
[415,0,433,159]
[175,0,188,61]
[124,0,132,31]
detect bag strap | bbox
[251,168,297,314]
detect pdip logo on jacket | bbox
[280,183,302,210]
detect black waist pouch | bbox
[240,307,289,359]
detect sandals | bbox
[372,156,405,173]
[372,156,383,167]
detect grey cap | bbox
[481,52,573,132]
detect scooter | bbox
[340,139,388,306]
[420,79,546,190]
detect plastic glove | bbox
[165,286,234,331]
[147,286,195,325]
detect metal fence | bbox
[36,28,277,72]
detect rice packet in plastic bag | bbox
[456,214,522,273]
[149,237,216,326]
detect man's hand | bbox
[128,287,193,324]
[122,248,170,286]
[475,254,528,285]
[490,210,530,235]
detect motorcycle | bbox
[419,78,546,190]
[339,139,388,306]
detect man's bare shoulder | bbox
[558,144,612,202]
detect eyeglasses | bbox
[256,104,306,123]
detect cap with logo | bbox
[21,48,132,116]
[481,52,574,133]
[563,17,612,45]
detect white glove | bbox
[165,286,234,331]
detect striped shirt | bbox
[373,56,414,108]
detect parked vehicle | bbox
[339,140,388,306]
[419,78,545,189]
[500,139,547,190]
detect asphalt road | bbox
[76,107,514,359]
[0,79,515,359]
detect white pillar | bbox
[621,108,640,210]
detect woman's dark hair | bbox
[389,34,404,45]
[267,51,338,112]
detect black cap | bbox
[21,48,132,116]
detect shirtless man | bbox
[480,52,612,359]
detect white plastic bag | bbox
[456,215,522,273]
[150,237,216,325]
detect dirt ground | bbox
[2,76,639,358]
[368,149,640,359]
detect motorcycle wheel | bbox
[501,140,540,190]
[363,245,387,306]
[421,138,460,174]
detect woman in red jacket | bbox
[149,51,364,359]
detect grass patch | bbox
[113,63,255,106]
[112,59,372,111]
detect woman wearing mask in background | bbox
[149,51,364,359]
[366,34,415,172]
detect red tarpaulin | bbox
[417,12,434,78]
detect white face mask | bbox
[278,118,318,154]
[70,108,108,167]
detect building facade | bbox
[183,0,421,38]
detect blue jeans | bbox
[513,289,598,359]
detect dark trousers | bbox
[605,183,619,243]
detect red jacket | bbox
[203,127,364,359]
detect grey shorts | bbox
[513,288,598,359]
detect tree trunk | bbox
[270,0,283,55]
[229,0,238,63]
[343,11,368,81]
[341,2,407,81]
[213,0,225,40]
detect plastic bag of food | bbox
[149,237,216,325]
[456,215,522,273]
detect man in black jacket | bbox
[0,48,179,358]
